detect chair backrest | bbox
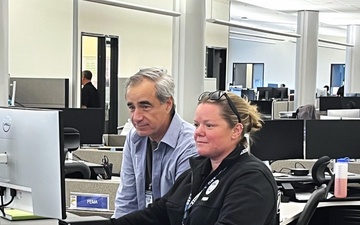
[64,161,91,179]
[296,104,316,120]
[64,127,80,155]
[296,184,327,225]
[296,156,334,225]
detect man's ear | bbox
[165,97,174,113]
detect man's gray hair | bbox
[124,67,175,104]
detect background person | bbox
[323,85,330,96]
[81,70,100,108]
[109,90,278,225]
[113,67,198,218]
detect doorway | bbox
[232,63,264,89]
[206,47,227,90]
[81,33,119,134]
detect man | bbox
[113,68,197,218]
[81,70,100,108]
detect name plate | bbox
[70,192,109,211]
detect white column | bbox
[345,25,360,94]
[0,0,9,107]
[295,10,319,109]
[172,0,206,123]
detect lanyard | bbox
[181,148,248,225]
[181,167,227,225]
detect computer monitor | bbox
[61,108,105,146]
[319,96,342,111]
[250,100,273,116]
[316,88,327,98]
[250,120,304,161]
[0,107,66,219]
[229,86,242,97]
[241,89,256,101]
[273,87,288,100]
[257,87,274,100]
[305,120,360,159]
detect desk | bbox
[0,213,108,225]
[0,218,57,224]
[280,201,360,225]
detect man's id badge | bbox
[145,190,153,207]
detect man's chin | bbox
[136,129,151,137]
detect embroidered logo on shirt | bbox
[205,179,219,195]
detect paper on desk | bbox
[295,192,312,201]
[296,191,333,201]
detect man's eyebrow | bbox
[127,101,152,107]
[139,100,152,106]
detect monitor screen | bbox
[273,87,288,100]
[250,120,304,161]
[229,86,242,97]
[305,120,360,159]
[319,96,342,111]
[241,89,256,101]
[0,107,66,219]
[250,100,273,115]
[257,87,274,100]
[61,108,105,146]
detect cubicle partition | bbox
[9,77,69,108]
[319,96,360,111]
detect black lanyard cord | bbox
[181,167,227,225]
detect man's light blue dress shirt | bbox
[113,112,197,218]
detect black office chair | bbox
[64,127,81,156]
[63,127,91,179]
[296,156,334,225]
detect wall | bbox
[228,38,346,90]
[78,0,173,78]
[9,0,73,78]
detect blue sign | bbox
[75,194,109,210]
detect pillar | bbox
[0,0,9,107]
[345,25,360,94]
[172,0,206,123]
[295,10,319,109]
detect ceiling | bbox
[229,0,360,38]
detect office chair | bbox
[296,156,334,225]
[64,127,80,155]
[295,104,316,120]
[63,127,91,179]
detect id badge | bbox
[145,190,153,208]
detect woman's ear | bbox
[232,123,243,139]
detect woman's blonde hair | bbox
[198,91,263,147]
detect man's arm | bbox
[113,137,138,218]
[175,142,197,180]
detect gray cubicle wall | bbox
[10,77,69,108]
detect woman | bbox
[108,90,278,225]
